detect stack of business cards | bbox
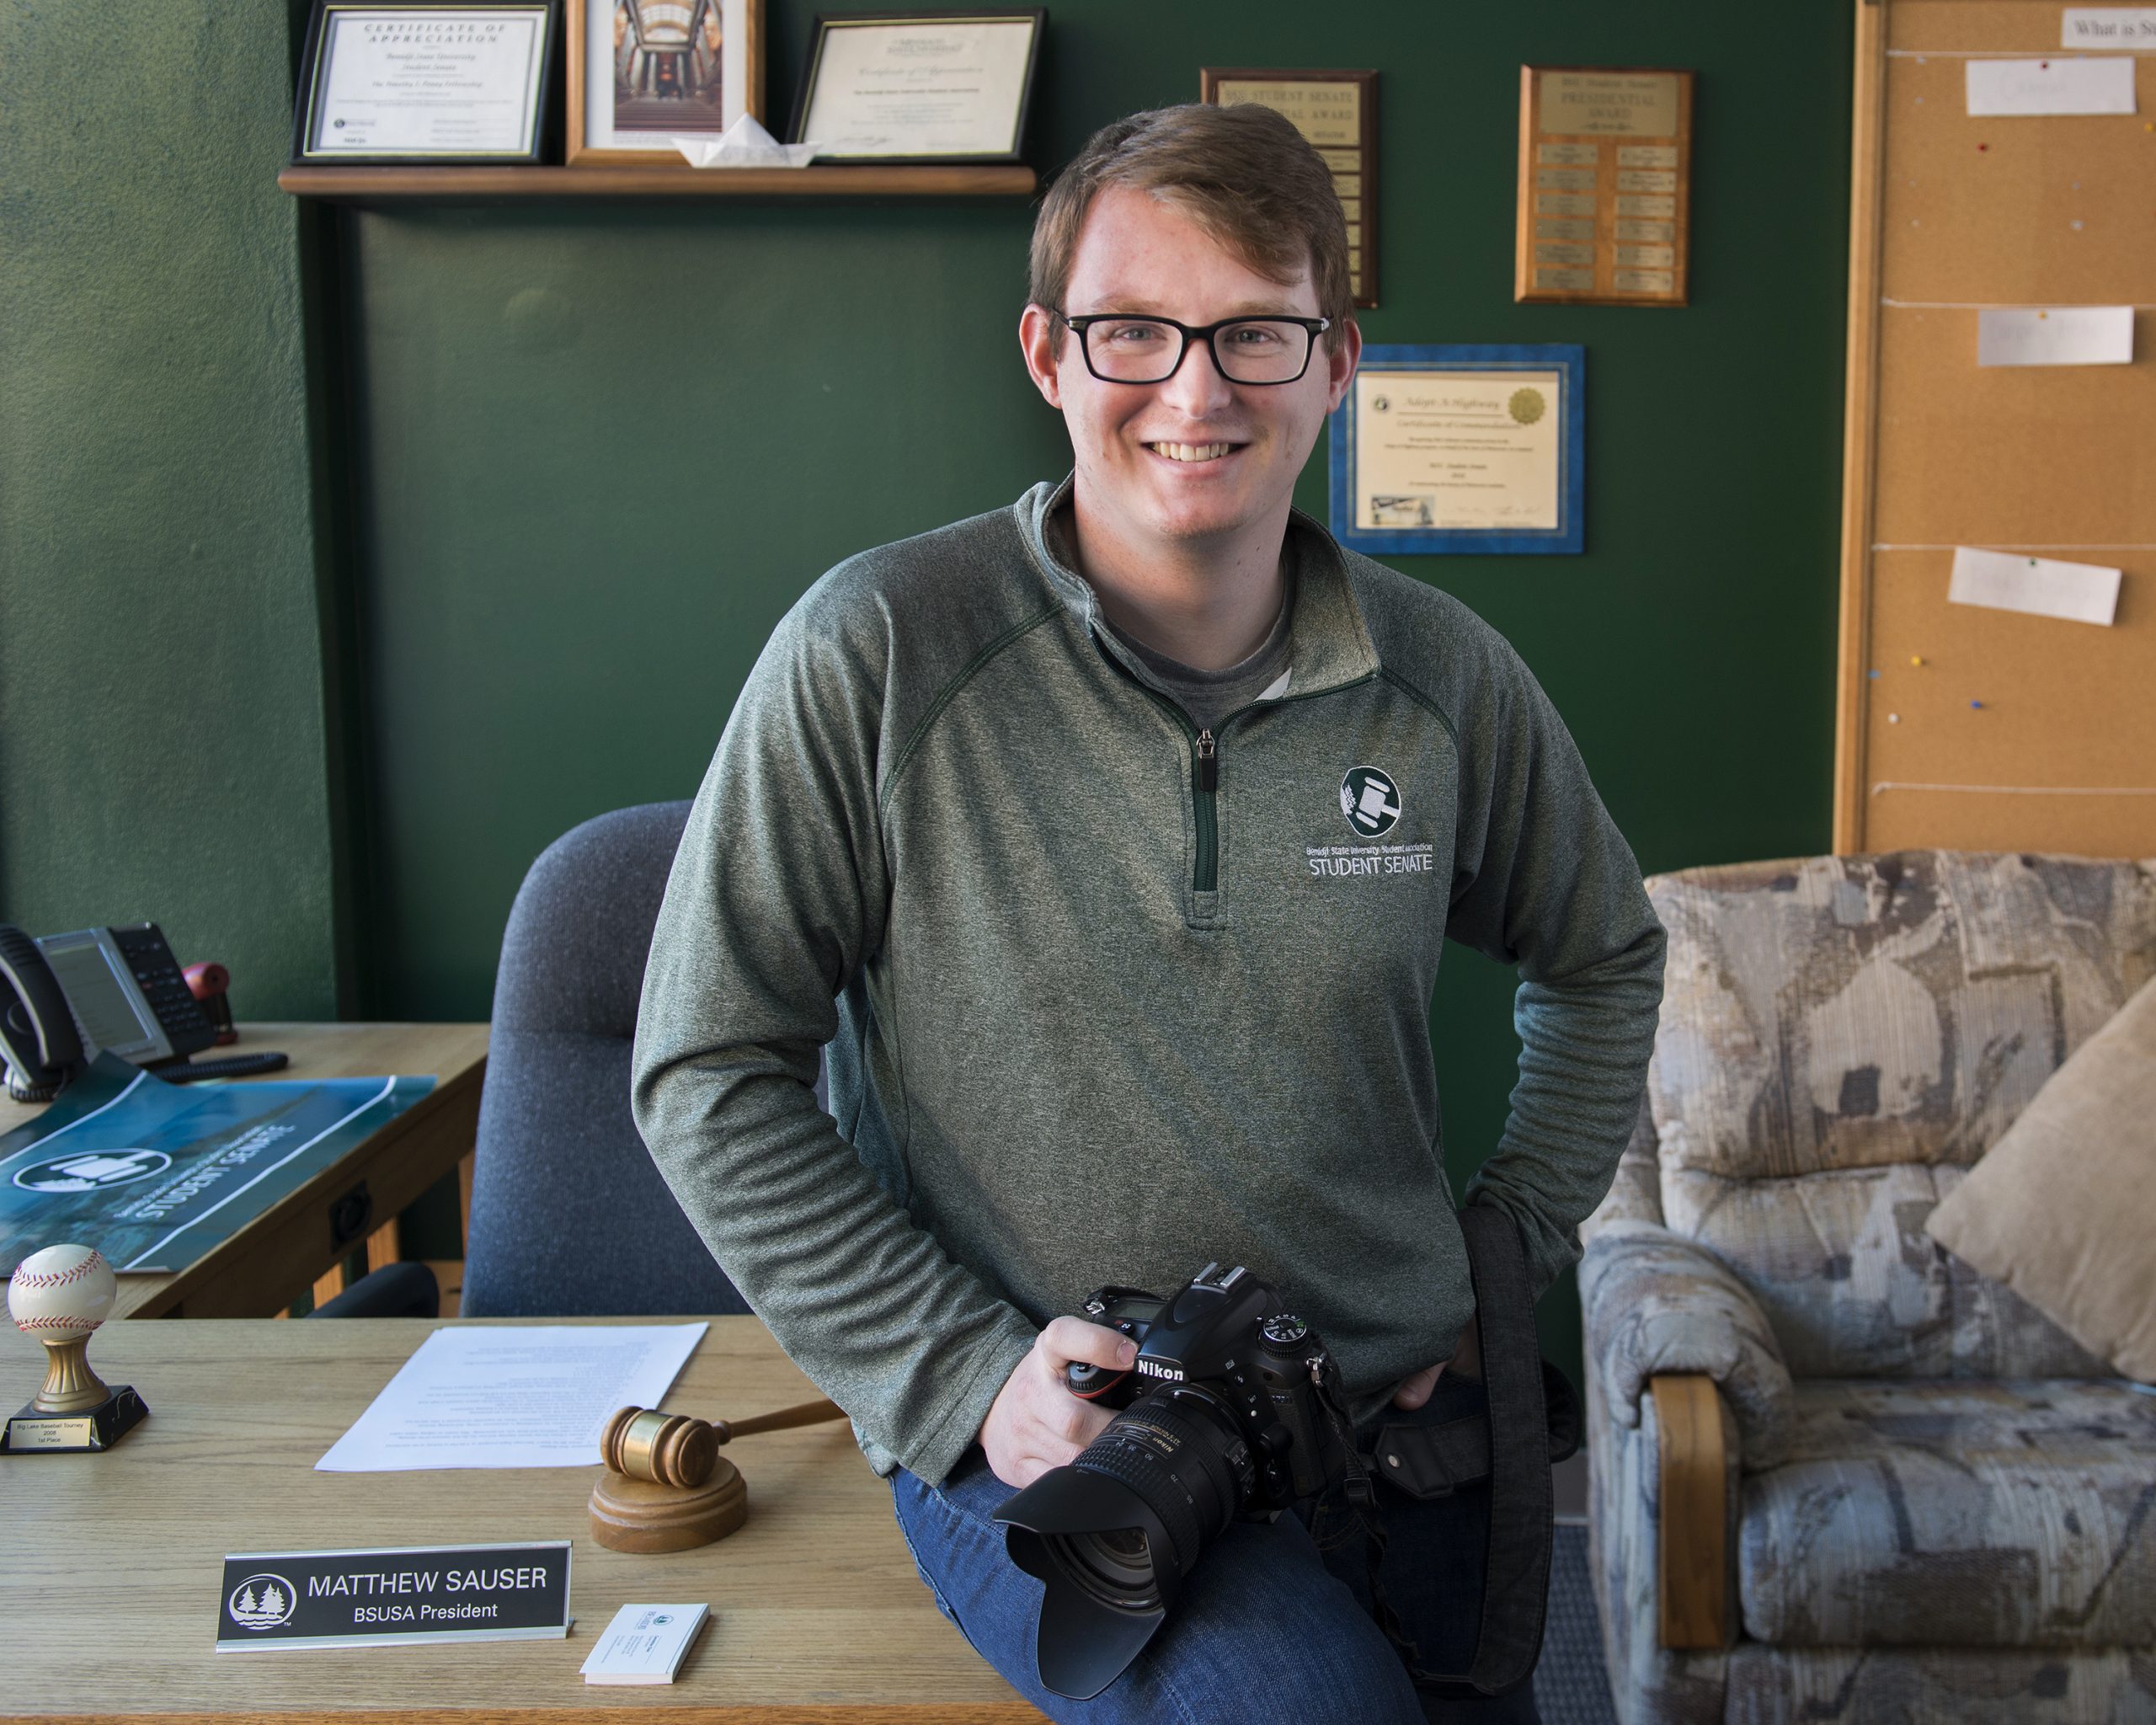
[579,1603,711,1685]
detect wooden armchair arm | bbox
[1650,1373,1732,1650]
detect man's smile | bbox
[1144,440,1246,464]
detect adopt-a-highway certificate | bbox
[1353,368,1564,532]
[0,1053,433,1273]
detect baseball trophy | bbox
[3,1243,149,1452]
[589,1397,847,1552]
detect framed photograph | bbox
[566,0,764,167]
[1515,66,1694,307]
[292,2,558,164]
[1329,344,1585,556]
[1200,68,1378,309]
[789,10,1044,164]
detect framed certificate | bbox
[565,0,764,167]
[1329,344,1585,557]
[1515,66,1694,307]
[293,2,557,164]
[789,10,1044,164]
[1200,68,1378,308]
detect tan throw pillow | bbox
[1927,975,2156,1381]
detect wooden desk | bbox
[0,1316,1040,1723]
[3,1024,488,1321]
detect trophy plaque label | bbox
[5,1414,93,1449]
[215,1541,572,1651]
[3,1385,148,1452]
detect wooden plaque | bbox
[566,0,764,168]
[1514,65,1693,307]
[1202,68,1379,309]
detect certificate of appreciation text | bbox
[1352,369,1565,534]
[801,18,1038,158]
[309,7,547,157]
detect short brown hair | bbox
[1029,104,1353,353]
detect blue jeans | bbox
[889,1374,1542,1724]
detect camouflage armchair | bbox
[1579,852,2156,1724]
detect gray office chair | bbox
[461,801,773,1317]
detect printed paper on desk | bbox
[316,1324,707,1471]
[1949,547,2122,628]
[1978,307,2134,367]
[1966,57,2136,115]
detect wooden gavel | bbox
[588,1397,849,1552]
[598,1397,847,1487]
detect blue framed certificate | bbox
[1329,344,1584,556]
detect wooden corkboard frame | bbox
[1513,65,1693,308]
[1833,0,2156,858]
[566,0,764,168]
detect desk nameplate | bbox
[216,1540,570,1651]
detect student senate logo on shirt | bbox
[1339,766,1403,837]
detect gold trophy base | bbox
[3,1384,148,1453]
[589,1455,747,1553]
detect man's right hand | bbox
[979,1316,1135,1488]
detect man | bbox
[633,104,1663,1722]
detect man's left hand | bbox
[1391,1315,1482,1409]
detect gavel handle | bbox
[712,1397,847,1443]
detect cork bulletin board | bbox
[1834,0,2156,857]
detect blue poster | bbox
[0,1053,435,1274]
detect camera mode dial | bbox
[1260,1314,1310,1354]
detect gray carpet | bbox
[1533,1525,1617,1725]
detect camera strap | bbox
[1320,1204,1580,1701]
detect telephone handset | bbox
[0,922,221,1103]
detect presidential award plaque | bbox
[1515,66,1693,307]
[1202,68,1379,308]
[3,1243,148,1453]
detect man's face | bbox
[1021,185,1359,552]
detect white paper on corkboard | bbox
[1977,306,2134,366]
[1949,547,2122,626]
[1966,57,2137,115]
[2061,9,2156,47]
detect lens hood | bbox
[995,1466,1182,1699]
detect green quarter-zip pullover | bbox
[632,478,1665,1487]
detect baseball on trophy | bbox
[4,1242,147,1450]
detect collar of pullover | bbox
[1017,475,1381,702]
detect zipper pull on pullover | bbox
[1195,729,1219,793]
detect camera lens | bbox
[995,1383,1258,1697]
[1046,1525,1160,1610]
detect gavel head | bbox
[599,1406,718,1489]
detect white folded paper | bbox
[1966,57,2137,115]
[675,116,819,169]
[1949,547,2121,628]
[316,1323,707,1471]
[581,1603,711,1685]
[1977,307,2135,367]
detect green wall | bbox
[6,1,1851,1362]
[340,4,1852,1342]
[0,1,345,1018]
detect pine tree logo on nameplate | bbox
[227,1574,298,1631]
[214,1542,573,1651]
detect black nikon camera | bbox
[991,1262,1356,1700]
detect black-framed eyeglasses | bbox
[1054,311,1331,386]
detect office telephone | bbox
[0,923,285,1103]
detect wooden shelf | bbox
[279,163,1037,200]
